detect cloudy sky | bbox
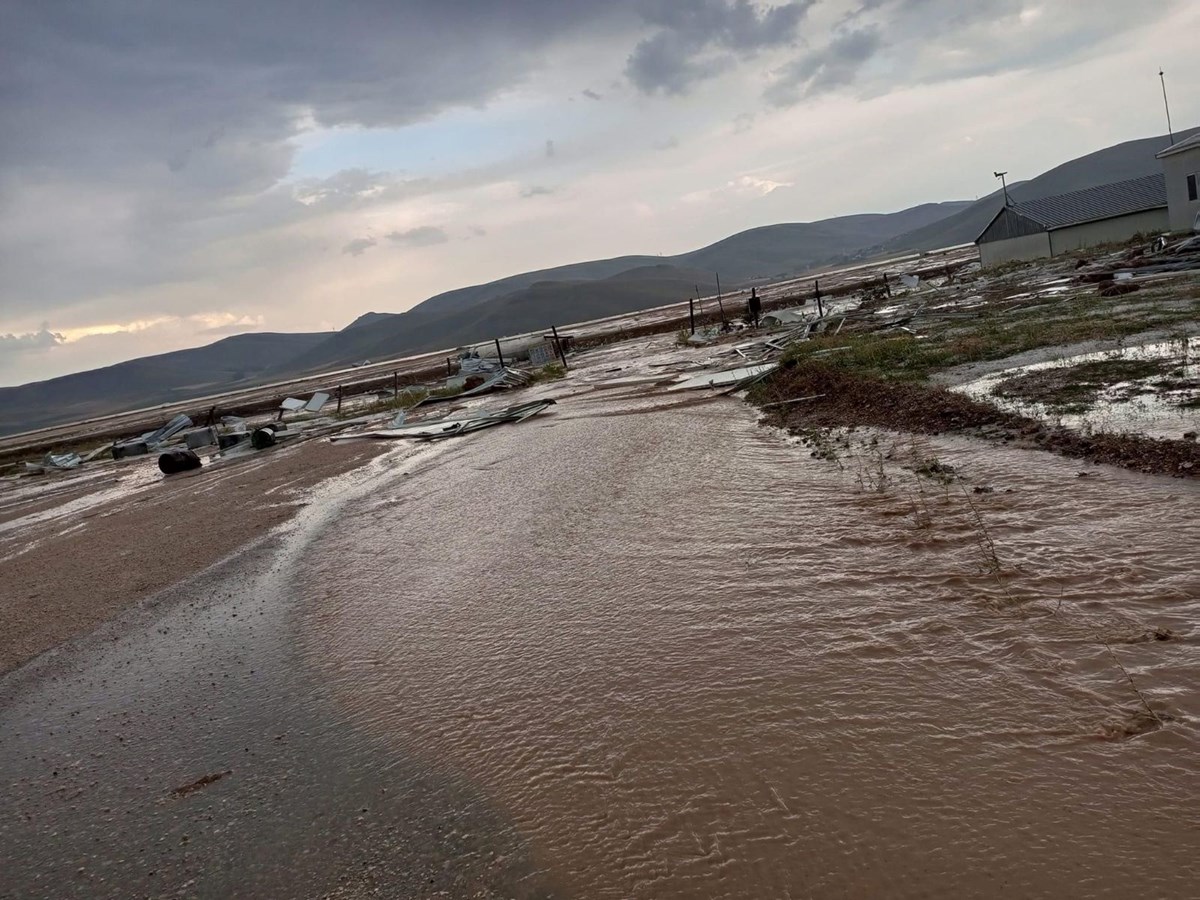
[1,0,1196,386]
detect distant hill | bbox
[874,128,1198,254]
[280,200,970,374]
[0,332,327,435]
[6,126,1192,436]
[427,266,724,349]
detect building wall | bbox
[1047,208,1171,254]
[1161,147,1200,232]
[978,206,1046,242]
[978,231,1051,267]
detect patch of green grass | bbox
[782,292,1200,384]
[994,358,1171,412]
[527,362,567,384]
[350,387,431,418]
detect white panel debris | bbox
[668,363,779,392]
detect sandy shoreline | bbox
[0,438,387,675]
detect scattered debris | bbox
[669,363,779,392]
[279,392,331,414]
[185,427,219,450]
[413,367,532,407]
[759,309,811,328]
[158,447,202,475]
[758,394,826,409]
[528,341,559,367]
[113,414,193,459]
[22,452,83,474]
[251,425,284,449]
[170,770,232,799]
[457,349,501,374]
[332,399,556,442]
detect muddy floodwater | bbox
[2,343,1198,898]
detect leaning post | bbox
[715,273,727,327]
[550,325,569,369]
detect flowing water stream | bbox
[1,347,1197,898]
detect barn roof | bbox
[975,174,1166,243]
[1013,174,1166,230]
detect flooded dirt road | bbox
[2,345,1198,897]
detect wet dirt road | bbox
[2,351,1198,898]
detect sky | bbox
[1,0,1197,386]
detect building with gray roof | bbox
[974,174,1169,267]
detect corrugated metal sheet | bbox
[1013,174,1166,231]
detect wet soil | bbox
[753,360,1200,477]
[0,439,387,675]
[993,358,1175,412]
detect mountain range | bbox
[1,127,1191,437]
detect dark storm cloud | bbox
[764,0,1163,107]
[764,25,883,105]
[385,226,449,247]
[0,1,630,322]
[0,0,1179,339]
[626,1,815,94]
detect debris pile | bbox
[112,413,193,459]
[333,399,556,442]
[414,367,531,407]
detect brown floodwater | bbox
[2,340,1198,898]
[296,368,1199,898]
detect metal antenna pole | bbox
[994,171,1011,207]
[1159,69,1175,145]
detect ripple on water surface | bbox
[297,397,1200,899]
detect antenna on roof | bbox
[994,171,1011,207]
[1159,69,1175,146]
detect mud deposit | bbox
[2,341,1198,898]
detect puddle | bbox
[956,338,1199,440]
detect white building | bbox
[974,174,1169,268]
[1155,133,1200,233]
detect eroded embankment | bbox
[751,359,1200,477]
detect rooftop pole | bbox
[1159,69,1175,145]
[994,171,1011,207]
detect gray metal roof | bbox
[1156,133,1200,159]
[1011,174,1166,230]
